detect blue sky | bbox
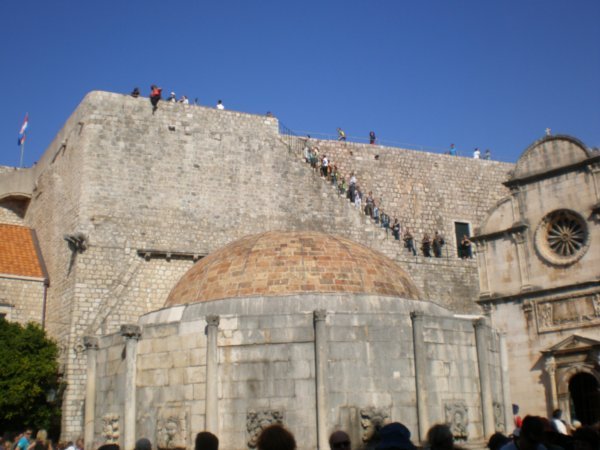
[1,0,598,166]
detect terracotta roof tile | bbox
[0,224,44,278]
[165,231,420,306]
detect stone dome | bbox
[165,231,420,306]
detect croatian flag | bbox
[18,113,28,146]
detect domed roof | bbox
[165,231,420,306]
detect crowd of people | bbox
[129,86,226,114]
[4,412,598,450]
[302,138,475,260]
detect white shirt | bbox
[217,103,225,110]
[322,157,328,167]
[473,150,481,159]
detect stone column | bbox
[499,333,513,433]
[314,310,329,450]
[410,311,429,443]
[544,355,558,412]
[475,241,491,296]
[474,319,495,439]
[83,336,99,450]
[205,315,220,434]
[120,325,141,450]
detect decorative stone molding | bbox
[444,402,469,441]
[246,410,284,448]
[359,407,390,443]
[83,336,99,350]
[535,294,600,333]
[544,356,556,375]
[102,413,120,443]
[156,412,187,450]
[206,315,220,327]
[120,324,141,340]
[493,402,505,432]
[314,309,327,322]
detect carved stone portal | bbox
[156,412,187,450]
[102,413,120,443]
[360,407,390,443]
[445,402,469,440]
[246,410,284,448]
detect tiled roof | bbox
[0,224,44,278]
[165,231,420,306]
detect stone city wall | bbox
[7,91,514,438]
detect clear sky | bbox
[1,0,598,167]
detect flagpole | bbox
[20,140,25,168]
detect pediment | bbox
[542,334,600,355]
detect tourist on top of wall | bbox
[449,143,457,156]
[392,218,401,240]
[337,128,346,141]
[131,87,140,98]
[370,131,377,145]
[404,228,416,255]
[149,85,162,113]
[484,149,491,160]
[216,100,225,110]
[422,233,432,257]
[473,148,481,159]
[433,231,445,258]
[459,235,473,259]
[168,92,176,102]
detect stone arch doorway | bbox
[568,372,600,425]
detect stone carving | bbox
[534,209,590,267]
[544,356,556,375]
[102,413,120,443]
[120,324,142,340]
[360,407,390,443]
[493,402,505,432]
[539,304,553,329]
[313,309,327,322]
[445,402,468,440]
[156,413,187,450]
[206,315,220,327]
[535,295,600,332]
[247,410,283,448]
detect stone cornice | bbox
[504,154,600,189]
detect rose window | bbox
[535,210,589,266]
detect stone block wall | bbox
[421,317,483,440]
[294,139,513,253]
[0,275,45,324]
[0,198,27,225]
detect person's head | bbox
[76,439,84,449]
[572,426,600,450]
[329,431,350,450]
[551,409,562,419]
[518,416,545,450]
[377,422,416,450]
[195,432,218,450]
[256,424,296,450]
[487,432,510,450]
[97,445,119,450]
[134,438,152,450]
[36,430,48,443]
[426,424,453,450]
